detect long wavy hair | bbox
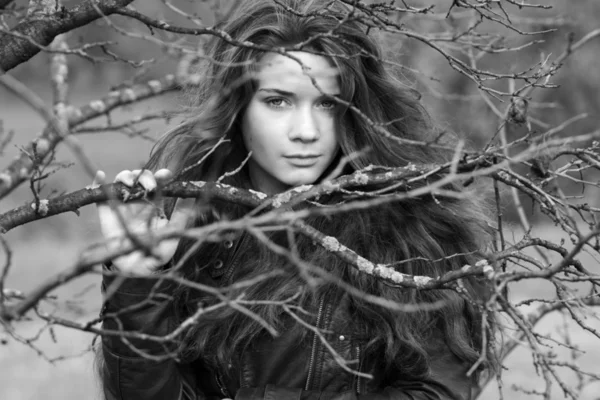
[146,0,495,383]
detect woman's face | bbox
[241,51,340,195]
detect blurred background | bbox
[1,0,599,399]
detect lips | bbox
[284,154,321,159]
[284,154,321,167]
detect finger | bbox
[168,198,196,230]
[135,169,157,192]
[92,170,106,187]
[97,200,121,232]
[92,170,109,208]
[115,170,135,186]
[154,168,173,187]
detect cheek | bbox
[242,104,274,146]
[326,123,340,153]
[241,110,257,149]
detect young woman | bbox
[96,1,494,399]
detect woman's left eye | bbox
[319,100,336,110]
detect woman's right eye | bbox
[265,97,290,108]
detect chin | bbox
[279,169,328,188]
[285,178,319,188]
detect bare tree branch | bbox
[0,74,177,199]
[0,0,15,10]
[0,0,134,72]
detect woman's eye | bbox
[320,100,337,110]
[266,98,289,108]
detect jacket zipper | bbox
[216,233,247,397]
[354,342,363,394]
[223,232,248,283]
[215,369,231,398]
[305,296,326,391]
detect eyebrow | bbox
[257,88,341,97]
[258,88,295,97]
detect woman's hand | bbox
[94,169,195,276]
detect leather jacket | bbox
[99,239,476,400]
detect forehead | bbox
[254,51,340,95]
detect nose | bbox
[288,106,319,142]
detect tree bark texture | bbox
[0,0,15,10]
[0,0,134,72]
